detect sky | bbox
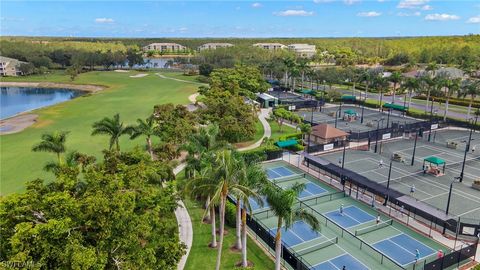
[0,0,479,38]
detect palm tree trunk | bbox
[146,136,154,160]
[392,83,396,103]
[210,206,217,248]
[379,89,383,111]
[274,217,283,270]
[235,198,242,250]
[215,196,226,270]
[205,196,211,222]
[301,72,305,89]
[408,89,413,109]
[241,207,248,267]
[425,89,431,114]
[116,140,120,152]
[467,97,473,119]
[444,97,450,121]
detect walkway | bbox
[173,163,193,270]
[155,73,206,85]
[239,108,272,151]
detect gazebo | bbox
[423,156,446,176]
[341,95,357,102]
[310,124,349,145]
[343,109,358,122]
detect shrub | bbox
[413,95,480,108]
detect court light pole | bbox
[383,160,393,206]
[360,99,366,124]
[411,130,419,166]
[460,113,478,182]
[374,118,385,153]
[341,140,348,169]
[386,108,392,129]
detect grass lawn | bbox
[1,70,199,195]
[176,174,274,270]
[269,120,297,141]
[234,119,264,149]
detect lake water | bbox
[0,87,84,119]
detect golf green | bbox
[1,71,199,194]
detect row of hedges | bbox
[413,95,480,109]
[241,145,283,164]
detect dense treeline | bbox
[2,35,479,66]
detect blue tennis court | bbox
[268,221,322,247]
[299,182,328,198]
[266,166,294,179]
[373,233,435,266]
[313,253,369,270]
[325,206,375,228]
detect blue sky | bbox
[1,1,479,37]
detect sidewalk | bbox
[173,163,193,270]
[239,108,272,151]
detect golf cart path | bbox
[239,108,272,151]
[173,163,192,270]
[155,73,206,85]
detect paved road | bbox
[312,83,470,120]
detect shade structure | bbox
[383,103,408,112]
[300,89,316,95]
[344,109,357,116]
[275,139,298,148]
[423,156,446,165]
[341,95,356,101]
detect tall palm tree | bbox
[297,58,310,90]
[374,75,389,111]
[264,182,320,270]
[460,80,480,119]
[442,78,461,121]
[402,77,419,109]
[32,131,69,164]
[389,71,403,104]
[91,113,131,151]
[236,161,268,267]
[191,150,257,270]
[129,116,159,160]
[426,62,438,78]
[282,57,295,88]
[359,69,372,101]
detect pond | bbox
[1,87,85,119]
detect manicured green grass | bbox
[269,120,297,141]
[1,71,199,195]
[234,119,264,148]
[176,173,274,270]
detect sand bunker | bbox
[114,69,130,73]
[0,114,38,135]
[129,73,148,78]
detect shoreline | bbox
[0,81,107,135]
[0,82,106,92]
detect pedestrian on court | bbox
[400,205,405,218]
[379,159,384,168]
[472,145,476,154]
[376,214,381,225]
[340,204,344,215]
[410,184,416,198]
[342,266,346,270]
[415,249,420,261]
[371,196,375,208]
[437,249,444,259]
[338,158,343,166]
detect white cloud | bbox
[313,0,335,3]
[94,18,114,23]
[251,2,262,8]
[344,0,361,5]
[178,27,188,32]
[467,15,480,23]
[397,0,429,9]
[425,13,460,21]
[397,11,421,16]
[274,10,314,16]
[421,5,433,10]
[357,11,382,17]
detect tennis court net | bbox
[444,156,480,170]
[301,191,345,207]
[296,237,338,256]
[354,219,393,236]
[272,173,305,184]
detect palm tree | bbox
[443,78,461,121]
[263,182,320,270]
[297,58,310,90]
[460,80,480,120]
[282,57,295,88]
[32,131,69,164]
[237,161,268,267]
[374,75,389,111]
[44,150,95,175]
[402,77,419,109]
[359,69,372,101]
[211,150,258,270]
[129,116,159,160]
[298,123,312,146]
[426,62,438,78]
[389,71,403,104]
[91,113,131,151]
